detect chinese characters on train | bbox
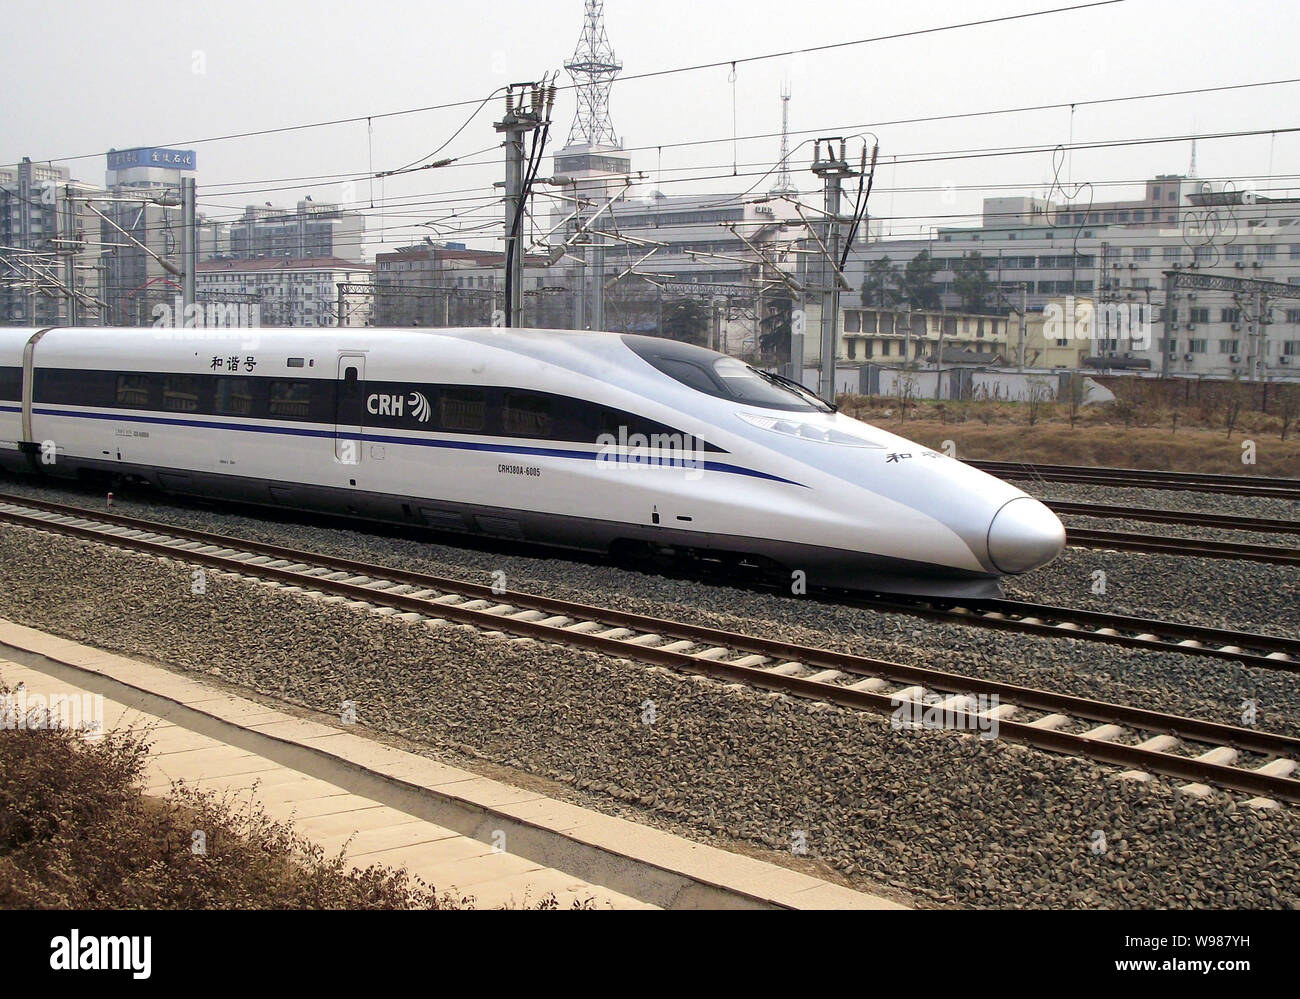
[886,450,941,463]
[210,356,258,372]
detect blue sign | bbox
[107,147,197,171]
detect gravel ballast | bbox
[0,474,1295,738]
[0,523,1297,909]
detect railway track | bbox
[1064,526,1300,566]
[842,593,1299,673]
[1,493,1298,805]
[969,460,1300,500]
[1047,501,1300,537]
[3,489,1297,670]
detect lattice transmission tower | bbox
[564,0,622,147]
[770,85,798,196]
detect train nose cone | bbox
[986,497,1066,574]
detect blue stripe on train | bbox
[21,405,806,487]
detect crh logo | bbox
[367,391,431,422]
[408,391,431,423]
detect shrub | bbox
[0,689,588,909]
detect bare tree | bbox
[895,370,919,422]
[1025,376,1052,427]
[1224,399,1242,439]
[1278,385,1299,441]
[1066,374,1089,428]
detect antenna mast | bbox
[770,85,798,196]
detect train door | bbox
[335,354,365,465]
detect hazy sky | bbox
[4,0,1297,254]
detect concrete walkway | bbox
[0,618,907,910]
[1,656,651,909]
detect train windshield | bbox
[622,334,830,412]
[713,359,834,412]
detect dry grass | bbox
[0,690,588,909]
[837,389,1300,475]
[876,420,1300,475]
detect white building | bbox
[850,182,1300,380]
[197,257,374,327]
[1,159,105,325]
[203,200,366,264]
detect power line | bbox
[2,0,1124,170]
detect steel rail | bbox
[1,498,1298,803]
[1047,501,1300,536]
[840,592,1300,671]
[3,490,1297,670]
[969,460,1300,499]
[1065,527,1300,566]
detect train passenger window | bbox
[215,378,254,416]
[597,408,627,440]
[503,393,551,437]
[440,388,485,432]
[341,366,360,398]
[115,374,151,408]
[269,380,312,419]
[162,375,202,413]
[0,367,21,401]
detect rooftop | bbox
[198,257,373,272]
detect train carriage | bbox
[0,325,1065,597]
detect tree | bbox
[861,257,900,307]
[1277,384,1300,441]
[660,297,710,346]
[604,278,660,334]
[952,251,993,313]
[898,250,940,310]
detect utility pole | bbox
[181,176,196,322]
[1245,286,1272,384]
[575,193,587,329]
[1161,271,1177,379]
[904,301,913,368]
[591,235,605,330]
[494,82,552,328]
[935,309,946,399]
[1018,282,1027,370]
[810,138,858,399]
[62,186,78,326]
[18,158,36,324]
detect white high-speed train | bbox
[0,326,1065,597]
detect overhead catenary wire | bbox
[0,0,1126,171]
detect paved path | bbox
[0,618,907,910]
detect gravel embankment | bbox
[1,474,1296,738]
[0,524,1296,909]
[1008,482,1300,633]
